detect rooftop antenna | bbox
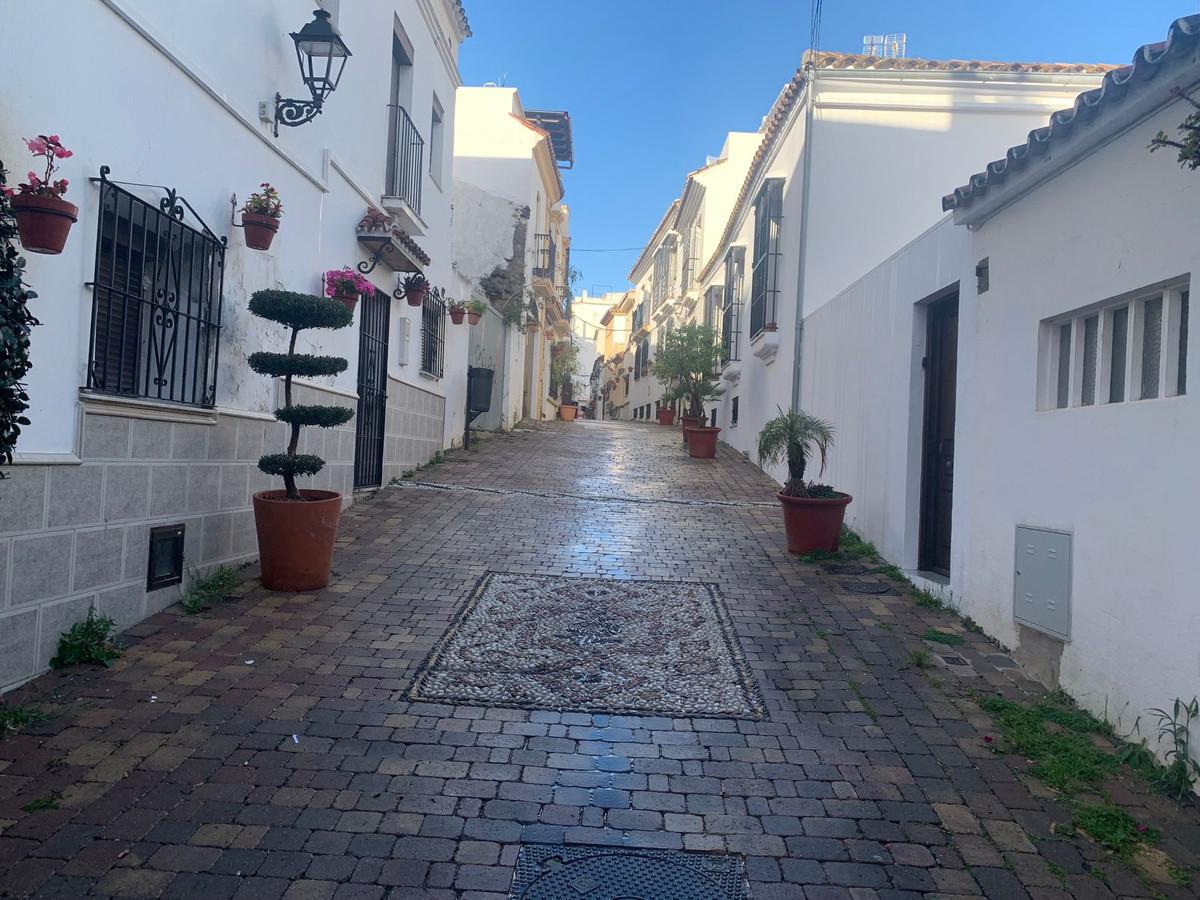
[862,33,907,57]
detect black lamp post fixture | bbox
[273,9,351,137]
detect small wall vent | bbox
[147,524,185,591]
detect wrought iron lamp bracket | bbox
[273,92,322,137]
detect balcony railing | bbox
[385,104,424,215]
[532,232,555,280]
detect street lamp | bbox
[273,9,352,136]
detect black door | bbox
[354,290,390,490]
[919,293,958,575]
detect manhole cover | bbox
[823,563,870,575]
[939,654,969,666]
[841,580,891,595]
[510,845,748,899]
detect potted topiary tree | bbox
[248,289,355,591]
[652,323,723,457]
[756,408,851,553]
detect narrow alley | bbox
[1,420,1196,899]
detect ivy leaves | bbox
[0,160,40,477]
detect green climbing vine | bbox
[0,161,40,477]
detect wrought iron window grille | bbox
[421,286,447,377]
[721,248,745,364]
[85,167,226,408]
[749,179,783,338]
[385,104,424,214]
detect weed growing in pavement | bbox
[1148,697,1200,800]
[848,680,879,723]
[1072,803,1159,860]
[909,648,933,669]
[181,565,241,615]
[50,608,121,669]
[923,628,964,646]
[22,793,60,812]
[0,703,48,737]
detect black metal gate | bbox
[354,289,390,489]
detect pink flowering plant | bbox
[3,135,73,199]
[323,267,373,298]
[242,182,283,218]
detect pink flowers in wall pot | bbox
[323,267,373,314]
[7,135,76,255]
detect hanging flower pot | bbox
[449,302,466,325]
[12,195,77,255]
[402,273,428,307]
[239,183,283,251]
[8,135,76,255]
[467,301,486,325]
[525,320,540,335]
[323,266,372,314]
[242,212,279,251]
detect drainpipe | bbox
[790,65,816,413]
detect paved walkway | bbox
[1,420,1198,899]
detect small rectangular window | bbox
[1056,323,1072,409]
[1109,305,1128,403]
[1081,315,1098,406]
[731,396,739,427]
[1141,295,1163,399]
[1177,291,1189,396]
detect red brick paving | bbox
[1,419,1198,899]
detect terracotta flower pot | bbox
[680,415,702,446]
[449,307,465,324]
[687,426,720,459]
[406,289,425,307]
[241,211,279,251]
[657,408,675,427]
[467,310,482,325]
[333,290,359,314]
[559,403,578,421]
[12,194,78,255]
[525,322,539,334]
[777,491,852,554]
[253,489,342,591]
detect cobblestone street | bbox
[1,420,1198,899]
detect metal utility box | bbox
[1013,526,1072,640]
[468,367,494,414]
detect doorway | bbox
[354,290,390,490]
[919,292,958,575]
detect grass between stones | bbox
[181,565,242,615]
[0,702,49,737]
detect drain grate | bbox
[840,580,892,595]
[509,844,748,899]
[939,654,969,667]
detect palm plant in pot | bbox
[651,324,723,457]
[248,290,355,591]
[757,408,851,554]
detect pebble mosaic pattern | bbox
[408,573,766,720]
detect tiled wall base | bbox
[0,383,356,692]
[381,377,447,486]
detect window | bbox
[749,179,783,338]
[87,173,225,407]
[429,96,445,186]
[704,286,721,329]
[385,32,423,212]
[651,237,676,311]
[420,287,445,377]
[721,248,745,364]
[731,396,739,427]
[680,222,700,291]
[1044,281,1188,409]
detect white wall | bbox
[957,98,1200,741]
[1,0,467,458]
[800,217,968,570]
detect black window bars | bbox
[421,286,446,377]
[385,104,424,215]
[749,179,783,338]
[86,167,226,408]
[721,248,744,365]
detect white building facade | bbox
[451,86,573,428]
[0,0,470,690]
[800,16,1200,759]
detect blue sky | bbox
[459,2,1188,295]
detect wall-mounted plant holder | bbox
[230,192,280,252]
